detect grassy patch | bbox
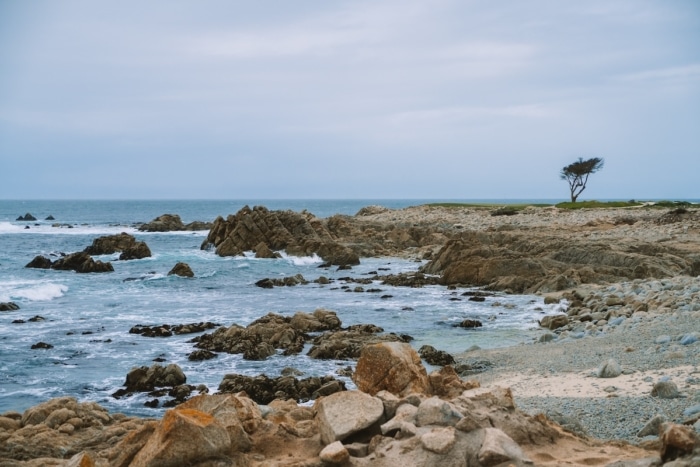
[555,200,643,209]
[425,202,552,209]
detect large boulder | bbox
[119,363,187,394]
[314,390,384,444]
[168,262,194,278]
[84,232,151,260]
[352,342,430,397]
[307,326,411,360]
[200,205,359,265]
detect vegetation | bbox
[555,200,642,209]
[560,157,605,202]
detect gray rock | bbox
[477,427,531,466]
[597,358,622,378]
[414,397,463,427]
[420,426,457,454]
[651,381,680,399]
[315,390,384,444]
[637,414,665,437]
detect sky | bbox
[1,0,699,200]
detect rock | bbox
[418,345,456,366]
[597,358,622,378]
[17,212,37,221]
[139,214,212,232]
[51,252,114,273]
[652,381,681,399]
[414,397,463,427]
[637,414,665,437]
[167,262,194,277]
[420,426,457,454]
[129,408,231,466]
[680,333,698,345]
[353,342,430,397]
[188,349,217,361]
[83,232,151,260]
[31,342,53,349]
[200,205,359,265]
[118,363,187,394]
[454,319,483,329]
[659,422,699,461]
[314,390,384,444]
[0,301,20,311]
[218,373,345,405]
[255,274,308,287]
[319,440,350,464]
[289,308,341,332]
[540,314,569,330]
[427,365,480,399]
[307,326,409,360]
[478,427,530,466]
[25,255,53,269]
[253,241,281,259]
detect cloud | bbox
[613,64,700,83]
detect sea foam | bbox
[0,280,68,302]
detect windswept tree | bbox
[560,157,604,202]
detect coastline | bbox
[2,202,699,465]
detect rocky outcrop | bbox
[129,322,219,337]
[168,262,194,277]
[83,232,152,260]
[421,230,696,293]
[138,214,213,232]
[16,213,37,221]
[307,325,412,360]
[0,301,20,311]
[218,373,346,405]
[200,205,360,265]
[353,342,431,397]
[26,252,114,273]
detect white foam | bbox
[0,222,139,236]
[0,280,68,302]
[279,252,323,266]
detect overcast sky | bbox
[1,0,698,200]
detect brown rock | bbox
[314,390,384,444]
[168,262,194,277]
[352,342,430,397]
[540,314,569,330]
[130,408,231,466]
[659,422,699,461]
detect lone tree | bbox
[560,157,604,202]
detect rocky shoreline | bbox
[2,203,699,466]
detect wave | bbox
[279,252,324,266]
[0,222,138,236]
[0,280,68,302]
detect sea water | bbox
[0,199,565,417]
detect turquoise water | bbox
[0,199,570,416]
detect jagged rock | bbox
[168,262,194,277]
[319,440,350,464]
[188,349,217,361]
[25,255,53,269]
[314,390,384,444]
[115,363,187,396]
[289,308,342,332]
[0,301,20,311]
[307,326,410,360]
[200,205,359,265]
[421,230,695,293]
[418,345,455,366]
[255,273,308,287]
[353,342,430,397]
[51,252,114,273]
[83,232,151,260]
[428,366,480,399]
[217,373,345,405]
[17,212,37,221]
[637,414,665,437]
[139,214,213,232]
[192,312,313,359]
[253,241,281,258]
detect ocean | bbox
[0,199,566,416]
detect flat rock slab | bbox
[315,390,384,445]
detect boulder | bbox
[659,422,699,461]
[168,262,194,277]
[129,408,231,466]
[418,345,455,366]
[651,381,681,399]
[597,358,622,378]
[25,255,53,269]
[17,212,37,221]
[307,327,410,360]
[138,214,185,232]
[314,390,384,444]
[253,241,280,259]
[0,301,20,311]
[51,252,114,273]
[353,342,430,397]
[83,232,151,260]
[117,363,186,394]
[540,314,569,330]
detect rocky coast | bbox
[2,203,699,466]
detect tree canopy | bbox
[560,157,604,203]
